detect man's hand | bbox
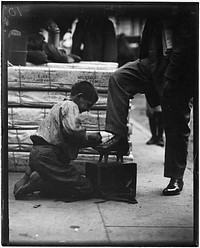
[9,29,21,37]
[163,78,176,98]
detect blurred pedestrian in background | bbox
[71,9,117,62]
[26,19,81,65]
[146,102,164,147]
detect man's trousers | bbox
[105,58,192,179]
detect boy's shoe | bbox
[13,173,30,195]
[14,171,42,200]
[162,178,184,196]
[146,136,157,145]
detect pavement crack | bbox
[96,204,111,243]
[106,225,193,228]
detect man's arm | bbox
[164,12,195,82]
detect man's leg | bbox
[161,88,192,195]
[95,59,153,158]
[105,59,152,137]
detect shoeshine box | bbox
[85,162,137,198]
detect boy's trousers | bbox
[105,58,192,179]
[29,144,93,198]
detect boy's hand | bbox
[87,132,102,147]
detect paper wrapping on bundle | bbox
[8,129,35,151]
[8,107,49,129]
[8,66,114,91]
[8,151,30,172]
[27,61,118,70]
[8,107,106,130]
[8,90,107,108]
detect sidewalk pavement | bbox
[8,118,196,246]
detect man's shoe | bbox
[95,134,129,154]
[156,136,164,147]
[146,136,157,145]
[14,171,42,200]
[163,178,184,196]
[94,134,129,163]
